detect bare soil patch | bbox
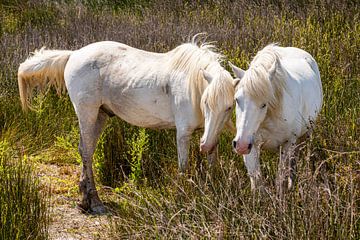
[37,163,112,240]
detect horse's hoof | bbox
[90,204,107,215]
[77,200,106,215]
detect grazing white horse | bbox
[18,38,236,213]
[230,44,322,194]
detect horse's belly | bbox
[108,88,175,129]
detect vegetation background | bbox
[0,0,359,239]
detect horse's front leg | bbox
[176,127,193,173]
[276,138,297,197]
[206,146,218,166]
[243,145,261,190]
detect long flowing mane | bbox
[200,69,235,112]
[166,37,225,116]
[240,44,286,118]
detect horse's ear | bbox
[229,61,245,79]
[268,60,278,81]
[201,69,213,83]
[233,78,241,88]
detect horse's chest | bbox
[109,87,175,128]
[257,121,290,149]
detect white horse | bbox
[18,38,236,213]
[230,44,322,194]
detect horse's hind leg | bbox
[77,107,108,214]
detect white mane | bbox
[166,38,234,116]
[166,39,218,111]
[240,44,286,118]
[201,68,235,113]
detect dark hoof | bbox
[77,202,91,213]
[77,201,107,215]
[90,203,107,215]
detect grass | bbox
[0,140,49,240]
[0,0,359,239]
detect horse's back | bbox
[64,41,152,106]
[276,46,322,101]
[63,41,178,128]
[64,41,130,90]
[276,46,319,79]
[61,42,120,118]
[277,46,322,140]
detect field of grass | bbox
[0,0,359,239]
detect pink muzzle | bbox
[200,138,217,153]
[232,140,253,155]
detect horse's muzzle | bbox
[232,140,252,155]
[200,142,216,153]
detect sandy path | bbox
[37,163,112,240]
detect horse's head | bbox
[199,68,237,153]
[230,60,280,155]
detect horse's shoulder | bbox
[258,116,296,149]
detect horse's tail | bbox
[18,47,73,111]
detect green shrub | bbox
[0,1,59,34]
[127,128,149,182]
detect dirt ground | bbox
[37,163,113,240]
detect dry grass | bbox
[0,0,359,239]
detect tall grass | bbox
[0,0,359,238]
[0,140,49,240]
[110,137,358,239]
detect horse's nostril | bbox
[232,140,237,149]
[248,143,253,150]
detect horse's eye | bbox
[260,103,267,109]
[226,106,232,112]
